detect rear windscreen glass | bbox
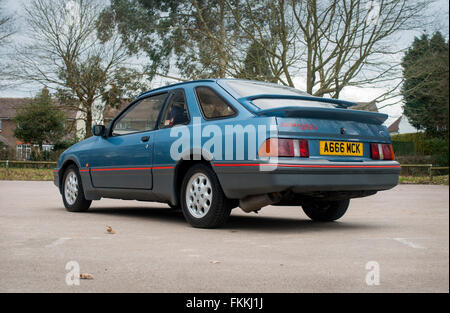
[252,98,336,110]
[224,80,307,98]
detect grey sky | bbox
[1,0,449,126]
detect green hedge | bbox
[391,133,448,166]
[392,141,415,155]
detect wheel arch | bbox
[58,156,81,193]
[171,149,216,206]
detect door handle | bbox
[141,136,150,142]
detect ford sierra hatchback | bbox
[54,79,400,228]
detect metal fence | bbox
[0,160,57,169]
[400,164,449,178]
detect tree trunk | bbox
[218,0,226,78]
[84,103,93,138]
[306,48,314,94]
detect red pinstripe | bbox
[87,166,174,172]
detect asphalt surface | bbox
[0,181,448,293]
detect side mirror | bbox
[92,125,106,137]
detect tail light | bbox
[370,143,395,160]
[258,138,309,158]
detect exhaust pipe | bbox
[239,192,282,213]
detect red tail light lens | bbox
[370,143,380,159]
[259,139,309,158]
[370,143,395,160]
[299,140,309,157]
[277,138,294,157]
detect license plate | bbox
[320,141,363,156]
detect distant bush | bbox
[52,139,79,151]
[0,147,16,160]
[391,133,448,166]
[392,141,415,155]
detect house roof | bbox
[387,115,402,133]
[0,98,78,119]
[0,98,30,118]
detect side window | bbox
[160,90,190,128]
[195,86,236,119]
[112,93,167,136]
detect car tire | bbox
[302,199,350,222]
[180,163,231,228]
[62,165,92,212]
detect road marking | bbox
[46,237,72,248]
[393,238,426,249]
[180,248,196,252]
[188,254,201,258]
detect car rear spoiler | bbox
[238,95,387,125]
[240,94,358,109]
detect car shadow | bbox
[88,207,186,223]
[86,206,383,233]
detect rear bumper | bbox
[213,160,400,199]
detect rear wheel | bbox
[62,165,91,212]
[180,164,231,228]
[302,199,350,222]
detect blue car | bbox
[54,79,400,228]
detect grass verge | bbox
[399,175,449,185]
[0,168,53,181]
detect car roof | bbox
[138,79,218,98]
[137,78,281,98]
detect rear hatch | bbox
[253,101,391,162]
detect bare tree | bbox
[0,1,13,43]
[99,0,251,81]
[11,0,146,138]
[227,0,432,99]
[0,0,16,89]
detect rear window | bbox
[223,80,307,98]
[252,98,336,110]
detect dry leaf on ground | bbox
[79,273,94,280]
[106,226,116,234]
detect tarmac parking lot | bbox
[0,181,448,292]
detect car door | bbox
[89,92,168,189]
[153,89,191,170]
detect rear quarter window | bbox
[195,86,236,119]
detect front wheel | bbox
[302,199,350,222]
[62,165,92,212]
[180,164,231,228]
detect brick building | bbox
[0,98,77,159]
[0,97,129,159]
